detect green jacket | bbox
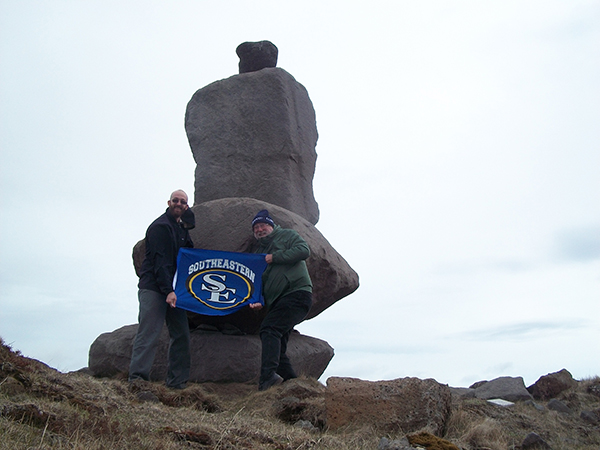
[253,225,312,308]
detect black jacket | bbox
[138,208,194,295]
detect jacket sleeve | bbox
[146,224,177,295]
[185,231,194,249]
[271,231,310,265]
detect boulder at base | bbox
[325,377,452,435]
[89,324,333,383]
[132,198,359,334]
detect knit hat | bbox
[252,209,275,228]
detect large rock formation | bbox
[132,198,359,333]
[89,325,333,383]
[185,67,319,224]
[90,41,358,383]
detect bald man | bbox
[129,190,194,389]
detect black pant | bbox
[259,290,312,383]
[129,289,190,387]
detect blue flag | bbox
[174,248,268,316]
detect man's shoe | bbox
[258,373,283,391]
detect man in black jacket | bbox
[129,190,194,389]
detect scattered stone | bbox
[547,398,571,414]
[521,432,551,449]
[580,409,600,425]
[236,40,278,74]
[89,325,333,383]
[473,376,533,402]
[527,369,577,400]
[294,419,318,432]
[325,377,451,435]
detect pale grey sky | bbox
[1,0,599,387]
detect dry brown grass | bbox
[443,380,600,450]
[2,337,600,449]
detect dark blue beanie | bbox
[252,209,275,228]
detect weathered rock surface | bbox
[580,409,600,425]
[449,386,476,398]
[547,398,571,414]
[89,324,333,383]
[324,377,452,435]
[133,198,359,334]
[236,40,278,73]
[527,368,577,400]
[521,432,551,449]
[185,67,319,224]
[470,376,533,402]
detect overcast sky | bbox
[1,0,599,388]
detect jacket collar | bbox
[258,224,281,243]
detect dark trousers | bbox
[259,290,312,384]
[129,289,191,387]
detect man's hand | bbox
[166,292,177,308]
[249,302,263,310]
[265,254,273,264]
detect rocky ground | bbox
[1,337,599,450]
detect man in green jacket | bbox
[249,209,313,391]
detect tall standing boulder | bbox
[185,67,320,224]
